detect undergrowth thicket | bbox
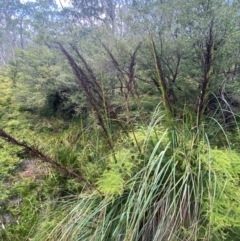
[1,69,240,241]
[2,0,240,240]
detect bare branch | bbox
[0,129,97,192]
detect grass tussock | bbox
[30,106,240,241]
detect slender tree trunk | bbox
[196,20,215,127]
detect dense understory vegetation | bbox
[1,0,240,240]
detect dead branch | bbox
[0,129,97,191]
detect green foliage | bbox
[8,46,87,117]
[2,63,240,240]
[25,107,240,241]
[97,170,124,197]
[203,149,240,240]
[2,0,240,240]
[0,74,69,240]
[0,139,42,240]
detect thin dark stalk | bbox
[150,36,173,119]
[102,41,142,152]
[196,19,215,127]
[55,42,114,149]
[56,42,128,142]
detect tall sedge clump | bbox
[33,106,240,241]
[55,42,123,150]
